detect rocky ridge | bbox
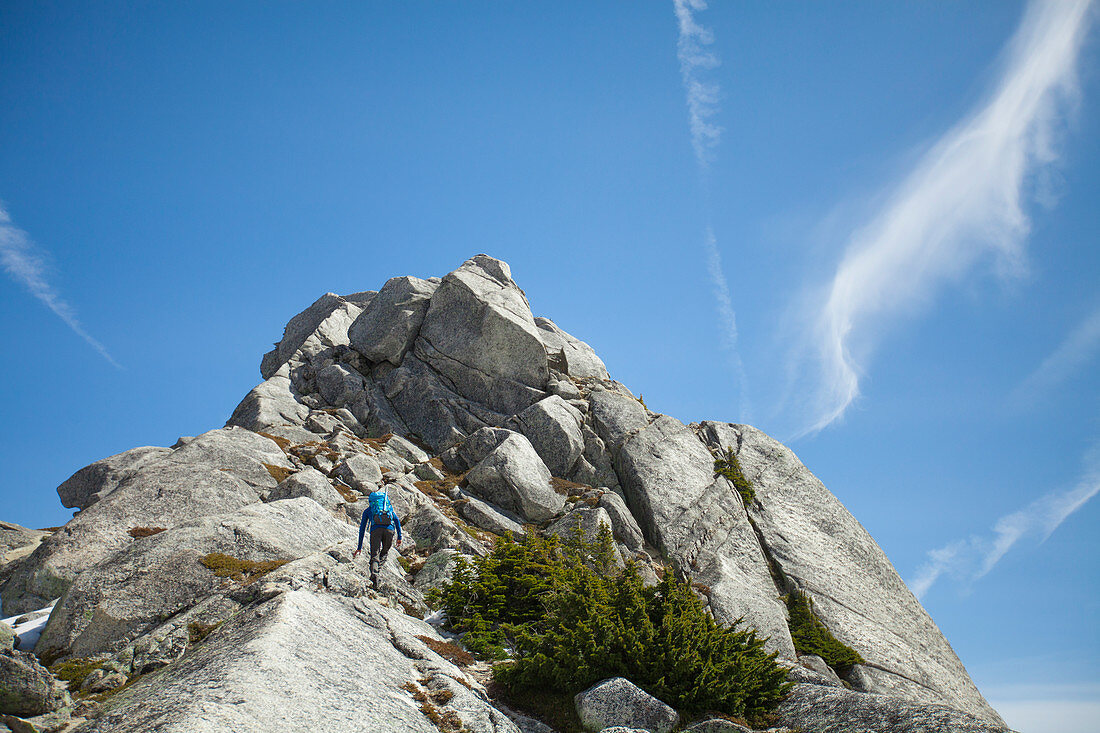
[0,255,1011,733]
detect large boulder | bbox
[1,428,292,616]
[533,317,609,381]
[333,455,382,492]
[56,446,171,510]
[775,683,1012,733]
[464,434,564,523]
[605,414,795,657]
[414,255,549,415]
[456,492,527,538]
[510,395,584,478]
[573,677,678,733]
[348,275,438,366]
[35,498,354,659]
[260,292,370,380]
[698,422,1005,725]
[79,590,520,733]
[267,467,344,510]
[587,387,648,452]
[0,648,70,717]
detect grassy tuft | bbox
[416,635,475,666]
[199,553,289,583]
[128,526,167,539]
[187,620,222,644]
[256,432,292,451]
[263,463,294,483]
[49,657,104,690]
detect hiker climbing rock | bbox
[352,483,402,590]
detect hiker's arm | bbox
[355,510,369,553]
[393,512,402,544]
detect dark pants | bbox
[369,526,394,582]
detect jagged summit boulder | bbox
[348,275,438,366]
[414,255,550,415]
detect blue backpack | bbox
[367,490,392,526]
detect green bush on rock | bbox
[713,447,755,505]
[785,590,864,671]
[431,529,791,724]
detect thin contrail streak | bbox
[673,0,750,419]
[0,204,122,369]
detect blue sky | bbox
[1,3,1097,731]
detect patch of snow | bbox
[2,599,59,652]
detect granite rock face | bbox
[55,446,172,511]
[81,590,518,733]
[349,275,438,366]
[0,256,1011,733]
[2,428,290,616]
[510,395,585,478]
[599,409,795,658]
[36,498,354,659]
[697,421,1004,726]
[0,523,50,571]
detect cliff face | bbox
[0,255,1009,733]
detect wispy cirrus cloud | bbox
[1011,305,1100,407]
[909,443,1100,599]
[796,0,1095,436]
[0,204,121,368]
[673,0,722,167]
[703,226,751,420]
[673,0,750,419]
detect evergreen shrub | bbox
[785,590,864,670]
[431,529,791,723]
[713,447,755,505]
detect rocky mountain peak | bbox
[0,255,1013,733]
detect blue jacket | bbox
[357,495,402,551]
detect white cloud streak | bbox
[673,1,749,420]
[1011,305,1100,406]
[704,226,751,420]
[909,445,1100,599]
[800,0,1094,436]
[0,204,121,368]
[673,0,721,167]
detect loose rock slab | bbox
[775,683,1013,733]
[80,590,518,733]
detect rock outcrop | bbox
[0,255,1010,733]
